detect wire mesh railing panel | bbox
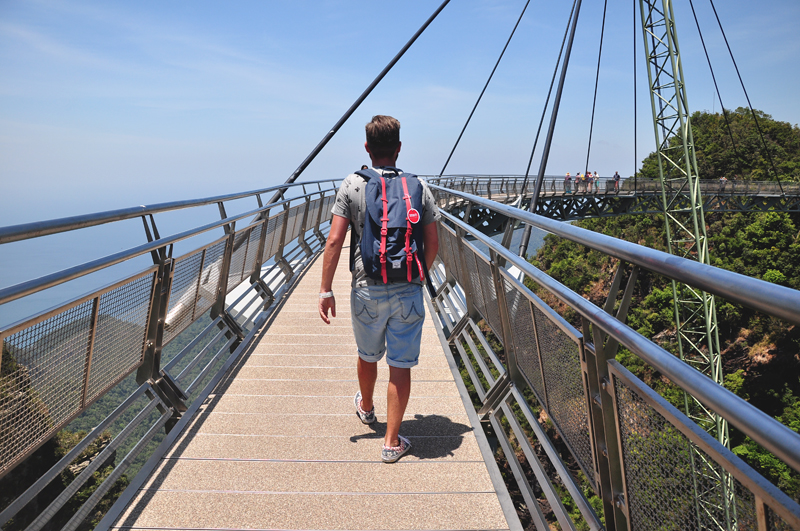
[612,373,798,531]
[304,198,322,231]
[194,239,227,321]
[475,253,503,344]
[226,230,251,293]
[241,222,263,282]
[533,303,595,488]
[502,278,546,403]
[163,247,205,345]
[85,271,155,403]
[284,206,300,245]
[435,223,453,277]
[261,213,282,263]
[289,202,307,242]
[450,231,466,287]
[0,301,94,476]
[463,244,487,321]
[447,228,464,286]
[440,224,463,286]
[768,506,795,531]
[320,195,335,224]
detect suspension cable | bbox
[707,0,785,194]
[518,0,585,258]
[687,0,746,181]
[584,0,609,177]
[633,0,638,188]
[519,0,579,197]
[267,0,452,204]
[439,0,532,176]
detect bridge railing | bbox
[0,180,338,529]
[424,175,800,199]
[426,183,800,531]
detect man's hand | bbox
[319,214,348,324]
[319,295,336,324]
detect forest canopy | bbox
[639,108,800,182]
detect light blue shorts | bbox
[350,283,425,368]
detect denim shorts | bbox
[350,283,425,368]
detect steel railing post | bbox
[581,316,629,531]
[213,227,246,336]
[297,195,314,258]
[79,296,100,409]
[453,204,480,323]
[274,201,294,280]
[249,209,270,284]
[489,249,525,391]
[313,191,328,245]
[137,259,173,386]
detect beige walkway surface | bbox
[113,250,512,530]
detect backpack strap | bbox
[379,176,389,284]
[400,175,424,283]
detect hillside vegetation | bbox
[529,109,800,501]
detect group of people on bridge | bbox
[564,171,621,193]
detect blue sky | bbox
[2,0,799,225]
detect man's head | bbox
[365,115,401,163]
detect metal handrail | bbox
[429,183,800,326]
[433,196,800,474]
[0,185,337,307]
[425,175,799,197]
[0,179,337,245]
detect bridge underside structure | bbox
[427,176,800,237]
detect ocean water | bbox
[0,202,550,330]
[0,202,249,329]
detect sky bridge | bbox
[1,179,799,531]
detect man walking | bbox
[318,115,439,463]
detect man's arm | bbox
[319,214,350,324]
[422,221,439,270]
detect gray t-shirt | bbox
[331,166,439,287]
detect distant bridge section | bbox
[424,176,800,235]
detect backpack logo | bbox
[408,208,420,224]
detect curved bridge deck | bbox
[112,249,513,530]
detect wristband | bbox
[319,291,334,299]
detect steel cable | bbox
[518,0,585,258]
[633,0,638,188]
[519,0,579,195]
[267,0,453,205]
[584,0,609,177]
[687,0,746,181]
[439,0,532,176]
[707,0,785,193]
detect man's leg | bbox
[385,366,411,447]
[358,357,378,412]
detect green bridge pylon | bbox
[639,0,735,528]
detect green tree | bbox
[639,108,800,182]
